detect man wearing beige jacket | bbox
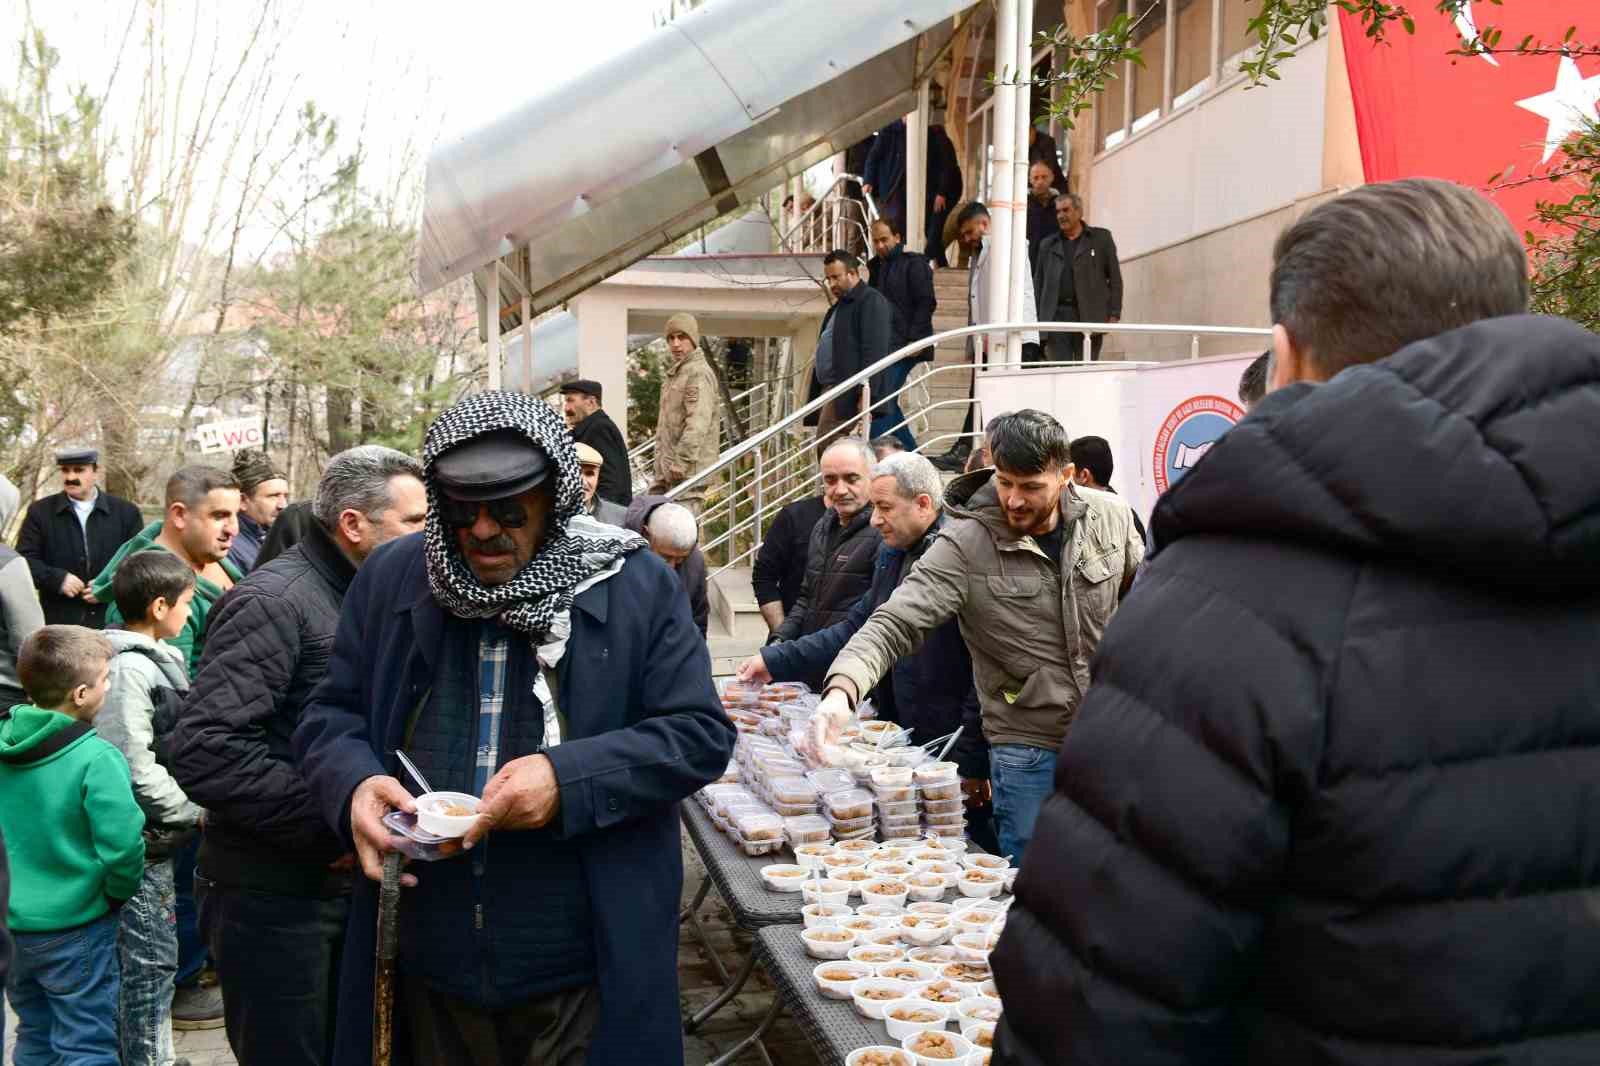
[649,313,723,515]
[812,410,1142,862]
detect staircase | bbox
[913,266,973,452]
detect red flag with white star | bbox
[1339,2,1600,235]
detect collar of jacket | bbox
[666,350,707,378]
[52,490,109,516]
[397,544,611,672]
[300,516,358,596]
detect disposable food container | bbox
[824,789,876,821]
[793,841,835,869]
[951,931,998,963]
[961,854,1009,873]
[883,1000,951,1042]
[899,914,953,946]
[905,945,956,966]
[758,863,808,892]
[844,1047,912,1066]
[770,776,819,806]
[812,960,873,1000]
[911,978,973,1005]
[900,1029,972,1065]
[920,797,965,816]
[954,996,1003,1027]
[801,902,849,928]
[807,769,856,794]
[957,870,1004,899]
[906,901,955,917]
[834,837,882,856]
[852,978,914,1019]
[800,879,850,906]
[961,1022,995,1051]
[846,944,905,967]
[415,792,481,838]
[800,926,857,959]
[880,822,924,840]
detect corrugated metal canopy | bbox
[418,0,971,309]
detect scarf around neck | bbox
[422,390,645,649]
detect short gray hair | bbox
[647,502,698,551]
[1055,192,1083,211]
[872,452,943,506]
[820,436,877,477]
[313,445,425,530]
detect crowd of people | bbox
[0,173,1594,1066]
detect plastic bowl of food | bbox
[916,835,968,855]
[831,868,874,896]
[415,792,481,838]
[883,999,950,1041]
[955,995,1003,1027]
[801,879,851,907]
[794,842,835,869]
[913,861,964,888]
[759,863,809,892]
[834,837,882,857]
[899,914,953,947]
[822,853,868,873]
[900,1029,972,1065]
[969,1052,992,1066]
[913,977,973,1007]
[952,908,997,933]
[906,945,957,966]
[939,960,992,986]
[951,932,998,964]
[906,900,955,917]
[812,960,874,1000]
[844,1047,913,1066]
[868,861,916,880]
[847,944,905,968]
[961,854,1009,873]
[961,1022,996,1050]
[859,925,906,947]
[839,915,889,935]
[904,872,949,902]
[957,870,1004,899]
[860,879,911,909]
[979,978,998,999]
[800,926,857,960]
[876,960,938,985]
[856,902,905,919]
[802,902,850,928]
[850,978,913,1020]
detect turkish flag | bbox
[1339,2,1600,236]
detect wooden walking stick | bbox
[373,851,403,1066]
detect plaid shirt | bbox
[474,629,510,795]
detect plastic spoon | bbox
[395,750,435,796]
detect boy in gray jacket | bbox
[98,550,202,1066]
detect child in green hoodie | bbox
[0,625,145,1066]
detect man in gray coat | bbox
[1033,193,1123,362]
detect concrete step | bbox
[705,566,768,674]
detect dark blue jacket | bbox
[292,533,735,1066]
[762,514,988,778]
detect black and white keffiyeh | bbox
[422,390,645,649]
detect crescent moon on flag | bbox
[1453,1,1500,67]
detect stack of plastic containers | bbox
[821,787,877,841]
[914,761,966,838]
[869,764,923,841]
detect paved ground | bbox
[4,832,814,1065]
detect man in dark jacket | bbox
[925,121,963,267]
[1068,435,1146,546]
[992,178,1600,1065]
[1033,192,1122,362]
[866,218,936,452]
[623,495,708,636]
[171,446,426,1066]
[811,250,895,453]
[738,452,994,848]
[561,379,631,507]
[771,439,881,690]
[861,118,908,234]
[292,391,734,1066]
[225,449,289,574]
[751,495,827,633]
[16,446,144,628]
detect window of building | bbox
[1130,0,1166,134]
[1219,0,1259,70]
[1096,0,1128,151]
[1173,0,1213,107]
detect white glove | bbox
[807,688,852,761]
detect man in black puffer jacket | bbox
[992,179,1600,1065]
[171,446,426,1066]
[771,438,880,690]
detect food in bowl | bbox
[835,837,881,855]
[878,961,936,984]
[415,791,481,838]
[957,870,1004,899]
[847,945,904,966]
[759,863,807,892]
[952,931,999,963]
[906,945,956,965]
[964,1024,994,1048]
[841,916,885,933]
[963,853,1008,871]
[812,960,872,1000]
[914,978,969,1004]
[801,902,848,927]
[845,1049,911,1066]
[941,960,992,983]
[800,927,857,959]
[851,978,913,1020]
[906,901,955,917]
[801,879,850,906]
[883,998,952,1041]
[889,1005,942,1023]
[956,997,1003,1025]
[902,1029,972,1062]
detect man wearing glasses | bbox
[293,391,733,1066]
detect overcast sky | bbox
[4,0,663,255]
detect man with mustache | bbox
[16,447,144,629]
[293,391,733,1066]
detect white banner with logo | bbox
[194,417,265,455]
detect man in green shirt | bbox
[91,466,242,680]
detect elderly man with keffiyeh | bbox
[293,391,735,1066]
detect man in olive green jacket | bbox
[815,410,1142,862]
[649,312,724,513]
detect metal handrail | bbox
[663,320,1271,503]
[779,173,879,251]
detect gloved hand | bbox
[806,688,852,762]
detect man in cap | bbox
[226,449,290,574]
[560,379,631,507]
[293,391,734,1066]
[16,446,145,628]
[649,313,723,513]
[576,443,627,525]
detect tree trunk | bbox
[326,383,355,455]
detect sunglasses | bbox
[438,495,532,529]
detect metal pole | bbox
[373,851,402,1066]
[907,80,930,251]
[478,266,502,391]
[1005,0,1034,367]
[985,0,1018,372]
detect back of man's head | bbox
[1270,178,1527,381]
[646,502,698,566]
[1238,352,1271,410]
[1068,436,1114,488]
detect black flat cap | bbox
[433,429,551,501]
[55,446,99,466]
[560,379,603,401]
